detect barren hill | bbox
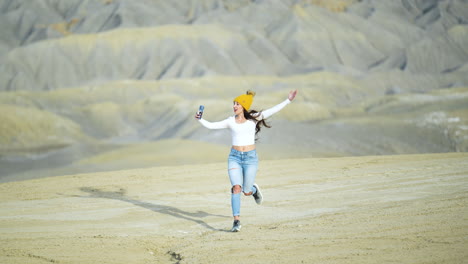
[0,0,467,180]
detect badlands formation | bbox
[0,0,467,263]
[0,0,467,179]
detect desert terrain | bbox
[0,1,467,263]
[1,153,467,263]
[1,0,467,180]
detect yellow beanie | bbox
[234,90,256,111]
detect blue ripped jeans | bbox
[228,148,258,216]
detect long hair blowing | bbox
[244,109,271,139]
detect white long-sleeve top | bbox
[198,98,291,146]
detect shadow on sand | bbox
[78,187,230,232]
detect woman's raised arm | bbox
[197,118,230,130]
[259,90,297,120]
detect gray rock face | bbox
[0,0,466,91]
[0,0,467,180]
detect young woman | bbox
[195,90,297,232]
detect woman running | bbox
[195,90,297,232]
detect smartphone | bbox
[197,105,204,119]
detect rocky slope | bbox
[0,0,467,180]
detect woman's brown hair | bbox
[244,109,271,140]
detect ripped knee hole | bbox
[231,185,242,194]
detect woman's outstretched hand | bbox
[288,90,298,101]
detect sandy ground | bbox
[0,153,467,263]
